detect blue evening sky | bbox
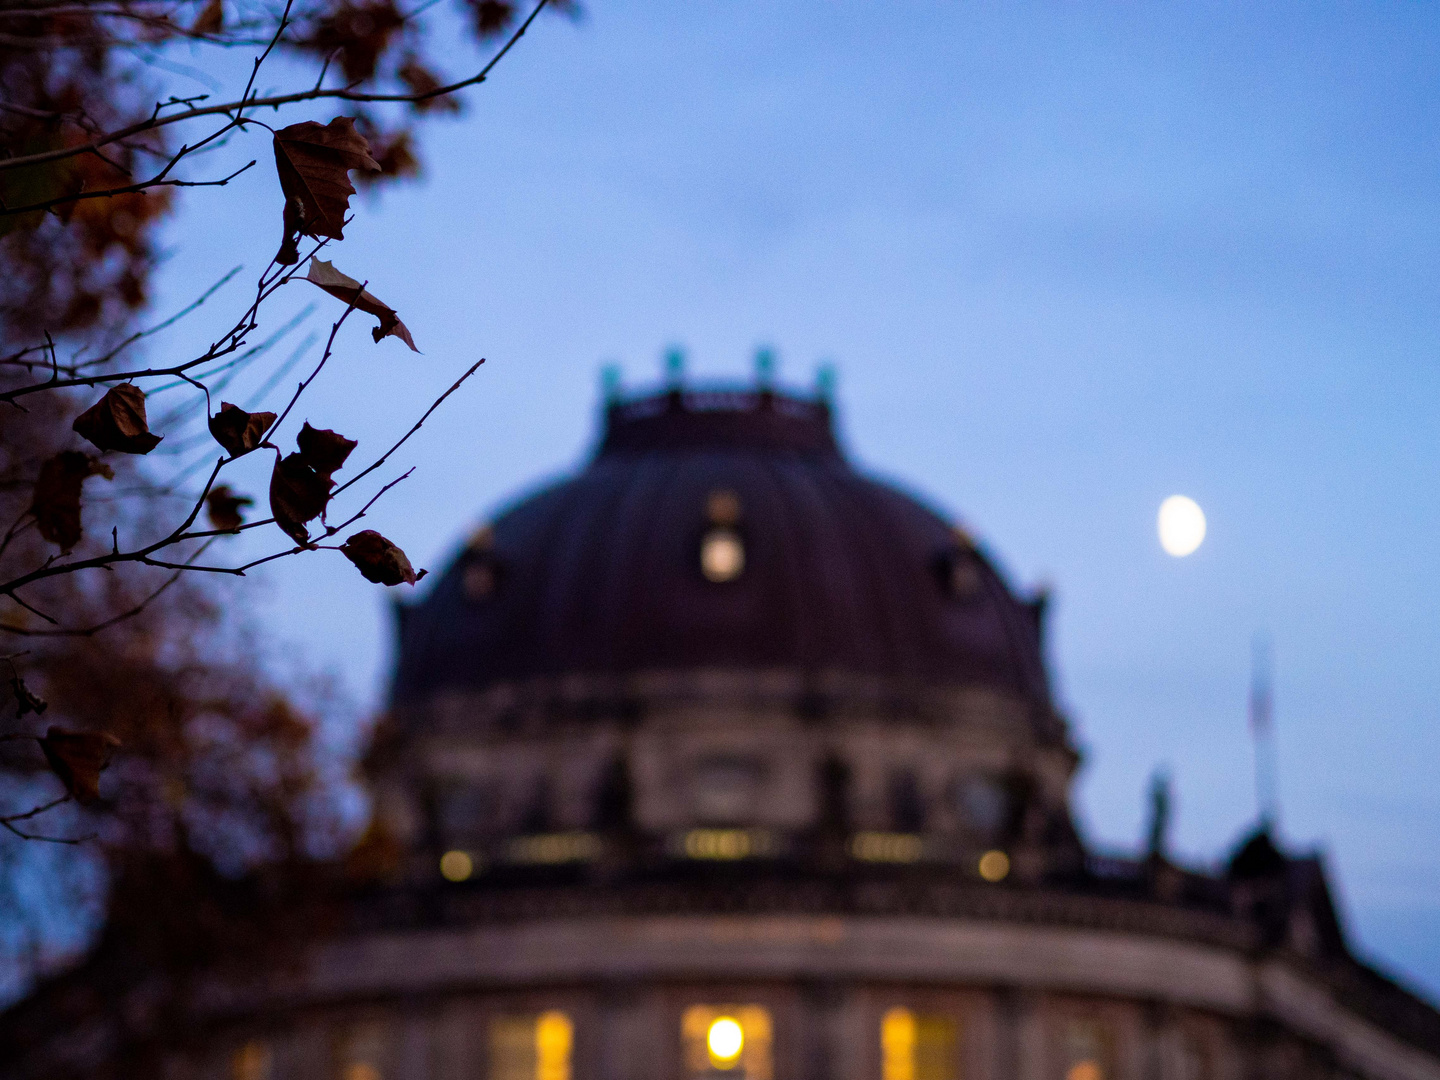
[147,2,1440,996]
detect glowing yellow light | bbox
[439,849,473,881]
[881,1008,917,1080]
[535,1011,573,1080]
[1157,495,1206,557]
[1067,1062,1103,1080]
[684,828,760,859]
[707,1017,744,1065]
[851,831,924,863]
[344,1065,379,1080]
[978,849,1010,882]
[507,832,602,865]
[232,1041,271,1080]
[700,529,745,582]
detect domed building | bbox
[6,373,1440,1080]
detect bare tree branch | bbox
[0,0,552,175]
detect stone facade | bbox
[5,383,1438,1080]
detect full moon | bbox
[1157,495,1206,557]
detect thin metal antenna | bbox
[1249,633,1279,830]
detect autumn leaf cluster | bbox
[0,0,570,1030]
[0,0,577,340]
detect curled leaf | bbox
[31,451,113,551]
[40,726,121,806]
[340,529,426,586]
[296,421,357,482]
[206,484,254,531]
[269,454,331,545]
[72,383,162,454]
[208,402,276,457]
[306,259,419,351]
[10,676,47,718]
[273,117,380,264]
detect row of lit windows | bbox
[437,832,1011,881]
[233,1007,1212,1080]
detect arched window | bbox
[881,1007,958,1080]
[681,1004,773,1080]
[1060,1020,1112,1080]
[490,1011,573,1080]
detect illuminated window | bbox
[977,850,1010,882]
[851,831,924,863]
[506,832,602,865]
[700,528,745,582]
[682,828,773,860]
[231,1041,271,1080]
[337,1024,385,1080]
[440,850,475,881]
[490,1011,573,1080]
[682,1004,772,1080]
[1061,1020,1111,1080]
[881,1008,958,1080]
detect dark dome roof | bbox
[392,387,1054,711]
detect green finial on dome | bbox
[600,364,623,403]
[815,362,837,402]
[664,346,685,389]
[755,347,776,388]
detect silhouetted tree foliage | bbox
[0,388,343,1019]
[0,0,574,1019]
[0,0,574,336]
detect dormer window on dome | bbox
[462,525,502,599]
[700,489,745,583]
[935,528,983,601]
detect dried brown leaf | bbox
[273,117,380,264]
[269,453,331,545]
[340,529,426,586]
[296,421,357,482]
[298,0,405,84]
[30,451,113,551]
[192,0,224,34]
[357,127,419,184]
[72,383,162,454]
[465,0,514,37]
[10,676,47,718]
[40,726,121,806]
[206,484,254,531]
[208,402,276,457]
[305,258,419,351]
[398,58,460,113]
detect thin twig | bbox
[0,159,255,218]
[0,0,552,174]
[332,357,486,498]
